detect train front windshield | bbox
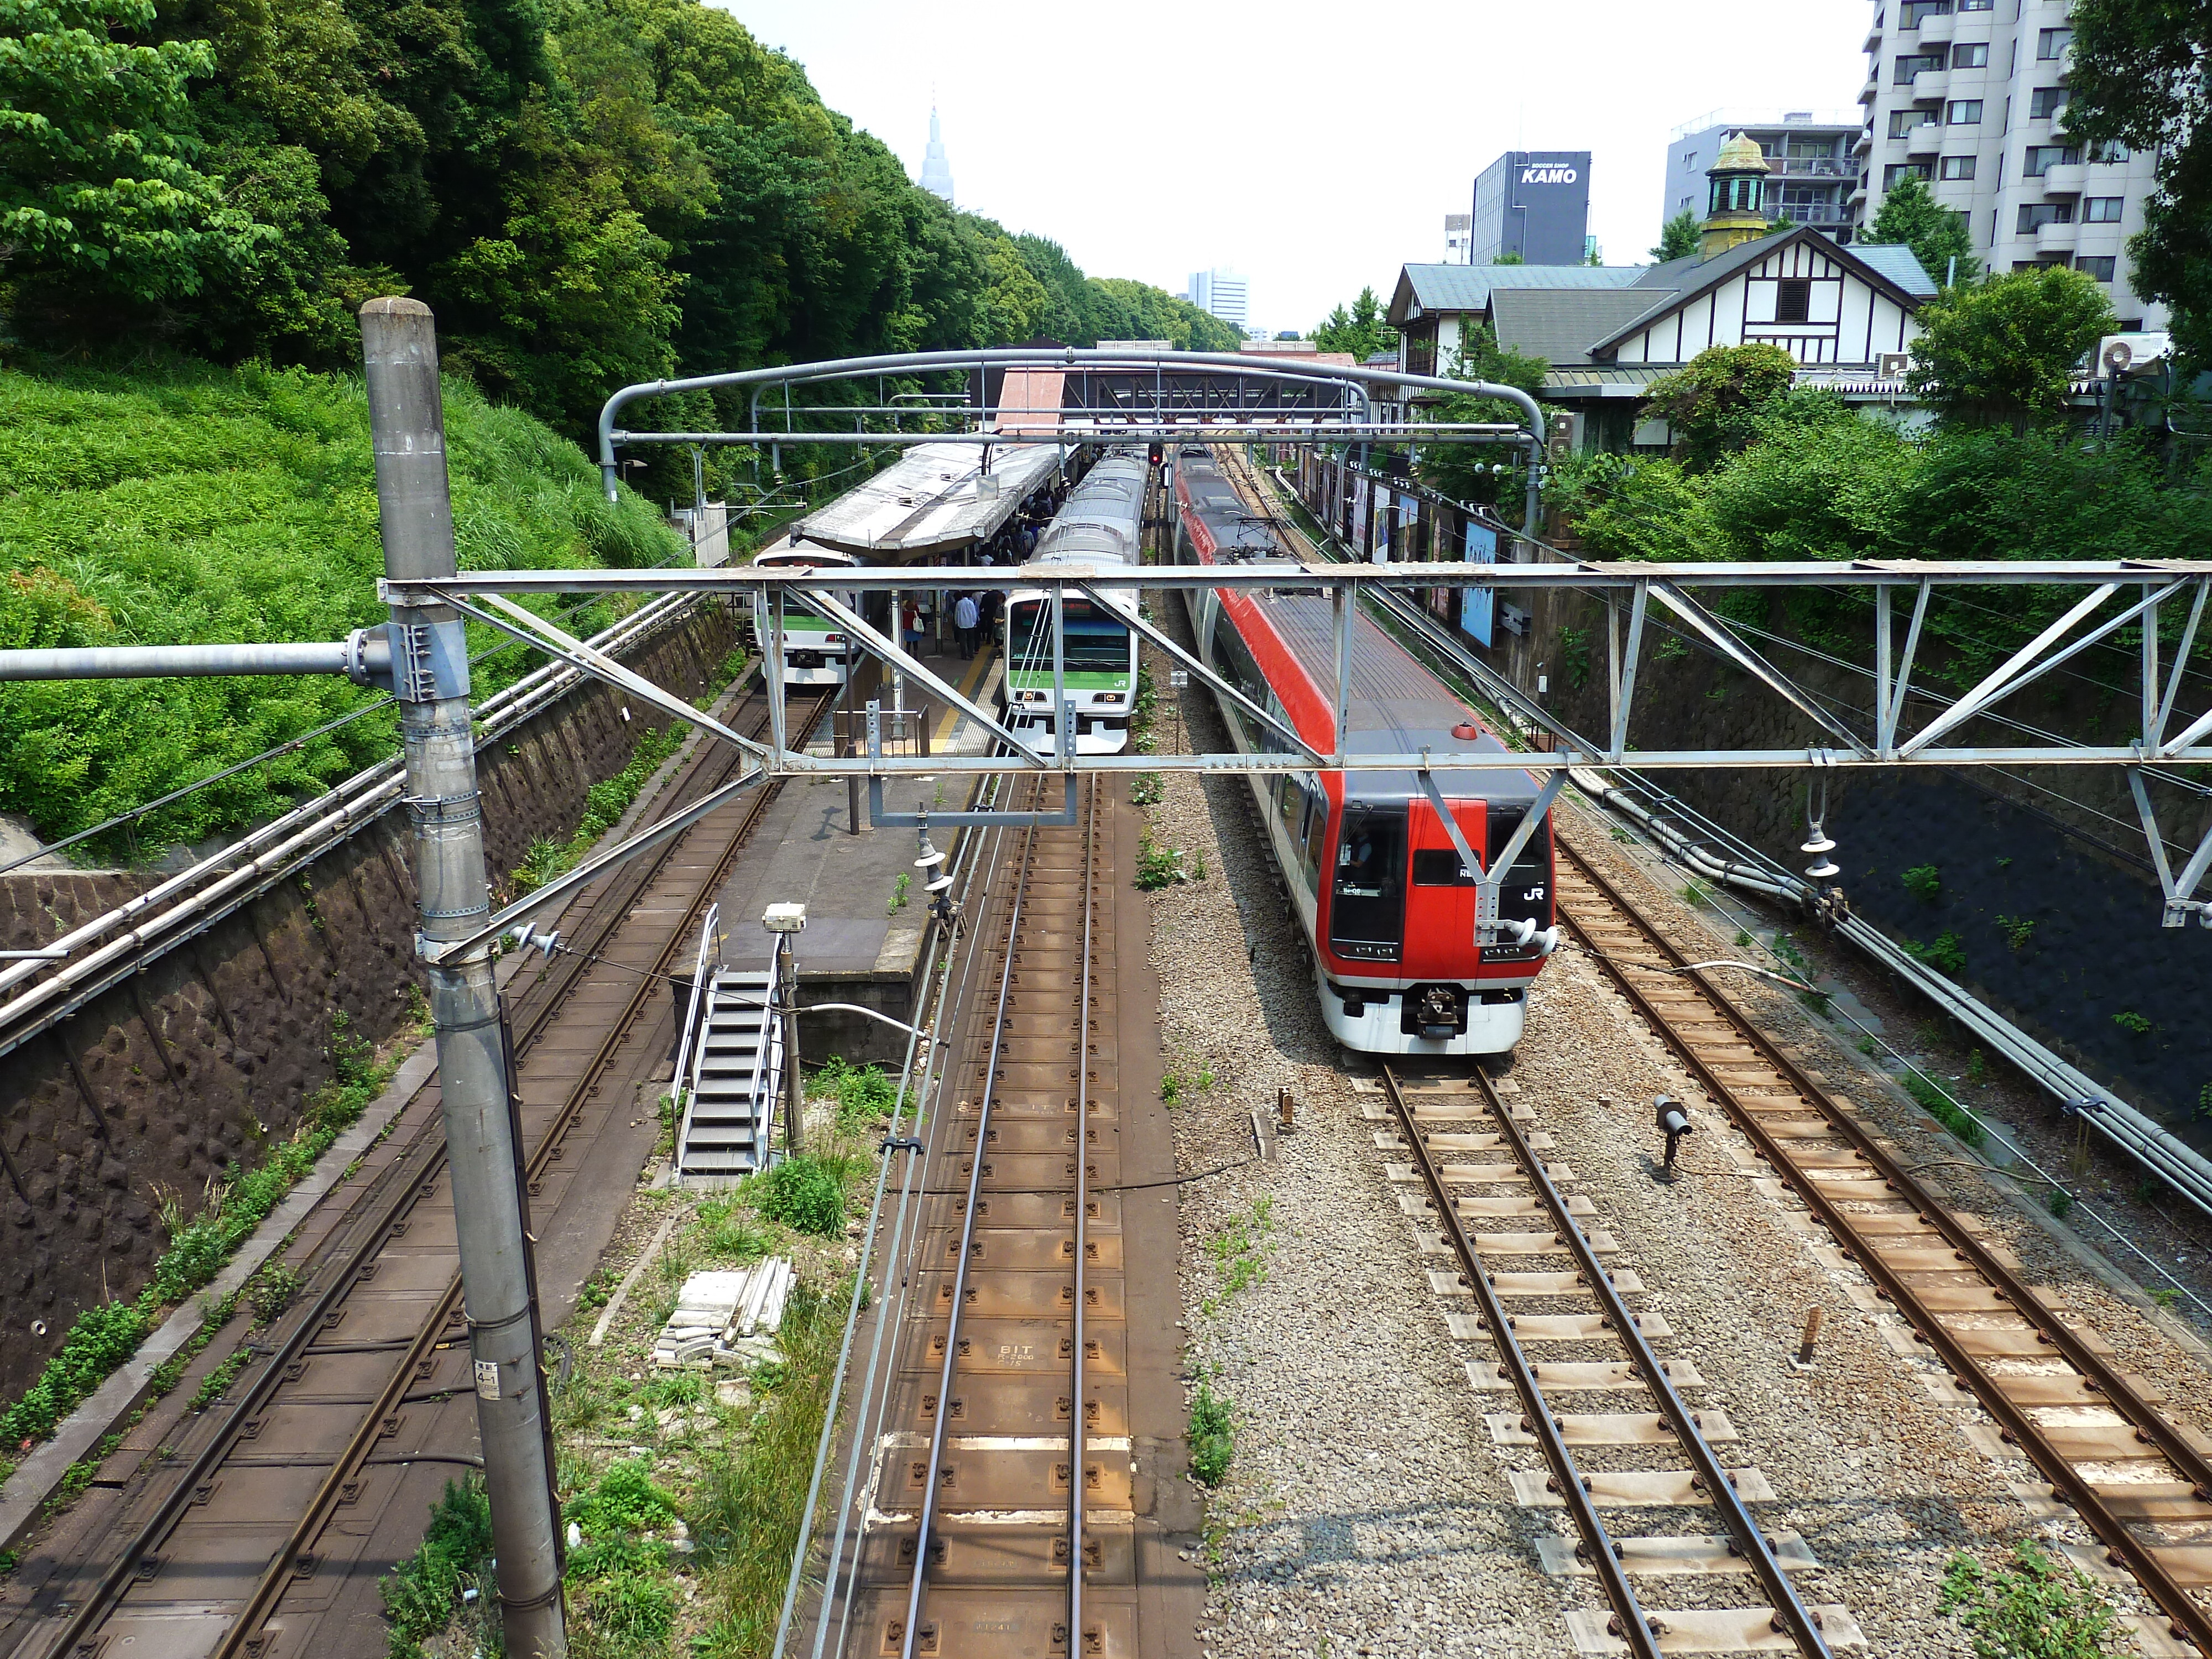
[1006,599,1129,674]
[1331,807,1405,957]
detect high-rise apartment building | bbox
[1665,111,1860,243]
[1186,269,1249,328]
[1858,0,2163,325]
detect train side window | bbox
[1300,788,1329,894]
[1412,848,1477,886]
[1277,771,1307,842]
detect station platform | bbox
[709,639,1004,1066]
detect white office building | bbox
[1857,0,2164,326]
[1186,269,1249,328]
[1444,213,1472,264]
[919,106,954,206]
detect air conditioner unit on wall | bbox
[1878,352,1911,378]
[2100,332,2173,375]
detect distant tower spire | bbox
[920,104,954,206]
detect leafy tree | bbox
[2064,0,2212,362]
[0,0,265,305]
[1639,342,1799,468]
[1650,210,1699,262]
[1312,285,1394,359]
[1865,173,1978,288]
[1415,326,1548,505]
[1907,266,2117,427]
[1490,251,1525,266]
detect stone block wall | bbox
[0,604,737,1401]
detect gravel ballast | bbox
[1142,632,2212,1656]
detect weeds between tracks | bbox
[384,1058,898,1659]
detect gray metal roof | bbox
[1491,289,1672,367]
[801,440,1062,559]
[1390,262,1646,324]
[1851,242,1940,298]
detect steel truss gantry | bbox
[344,557,2212,938]
[592,347,1551,531]
[6,556,2208,932]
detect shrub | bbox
[754,1155,847,1237]
[380,1478,495,1659]
[816,1056,899,1128]
[2114,1010,2152,1036]
[567,1458,677,1537]
[1995,914,2036,952]
[1902,931,1966,975]
[1940,1541,2119,1658]
[1189,1384,1235,1487]
[1901,864,1942,902]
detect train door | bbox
[1401,797,1483,976]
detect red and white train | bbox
[1171,447,1557,1055]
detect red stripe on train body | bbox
[1165,446,1556,1056]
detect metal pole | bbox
[360,298,567,1659]
[776,928,805,1155]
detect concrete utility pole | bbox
[361,298,568,1659]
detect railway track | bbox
[1,682,833,1659]
[1550,832,2212,1652]
[846,775,1144,1659]
[1378,1061,1858,1656]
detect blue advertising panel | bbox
[1460,520,1498,646]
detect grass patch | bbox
[0,362,681,863]
[1902,931,1967,975]
[1202,1197,1275,1316]
[750,1155,854,1238]
[381,1478,497,1659]
[1903,1070,1986,1148]
[1135,832,1202,890]
[690,1279,843,1657]
[511,722,684,896]
[1188,1383,1235,1488]
[1940,1540,2118,1657]
[815,1056,901,1131]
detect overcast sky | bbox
[712,1,1870,335]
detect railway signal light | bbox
[1147,442,1164,468]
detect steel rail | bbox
[27,687,829,1659]
[810,779,1019,1659]
[1378,1066,1660,1659]
[1459,1064,1834,1656]
[208,688,834,1659]
[1069,775,1098,1643]
[1552,839,2212,1653]
[898,776,1048,1659]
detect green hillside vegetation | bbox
[0,0,1234,507]
[0,360,681,857]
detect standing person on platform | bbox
[953,591,980,659]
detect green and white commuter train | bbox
[997,451,1145,755]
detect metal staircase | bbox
[673,965,781,1183]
